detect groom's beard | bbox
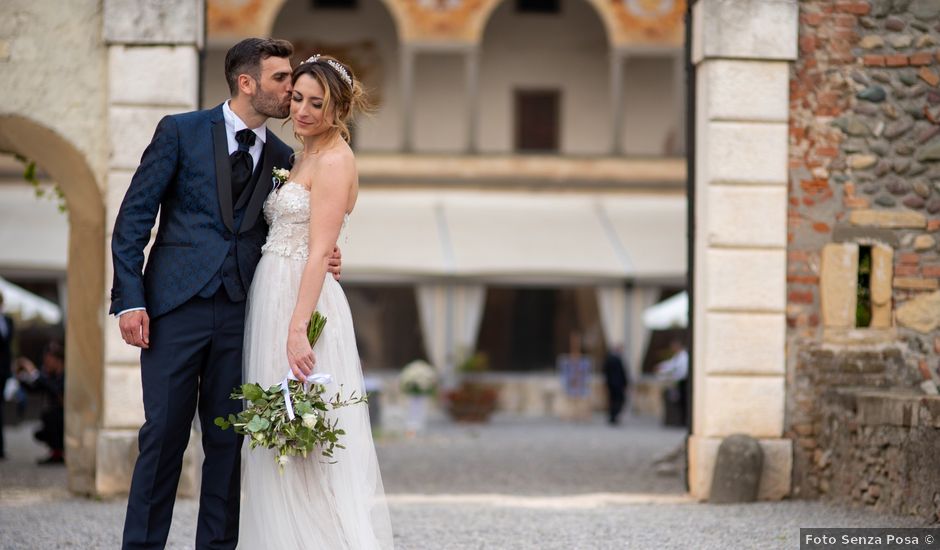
[253,90,290,120]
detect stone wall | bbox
[1,0,109,179]
[787,0,940,517]
[797,346,940,517]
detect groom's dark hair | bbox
[225,38,294,95]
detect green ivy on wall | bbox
[15,154,67,213]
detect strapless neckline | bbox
[277,181,352,219]
[278,180,307,194]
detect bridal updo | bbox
[291,54,370,143]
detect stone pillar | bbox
[401,45,416,152]
[610,50,625,155]
[688,0,797,501]
[99,0,204,496]
[465,47,480,154]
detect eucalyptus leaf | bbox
[241,383,265,402]
[246,416,270,433]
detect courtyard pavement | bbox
[0,414,929,549]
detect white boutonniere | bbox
[272,167,290,189]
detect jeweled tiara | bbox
[302,54,352,87]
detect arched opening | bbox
[274,0,402,150]
[0,115,105,495]
[478,0,611,154]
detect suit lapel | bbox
[239,140,275,234]
[212,114,235,233]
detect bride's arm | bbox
[286,152,354,381]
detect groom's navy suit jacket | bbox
[110,104,293,319]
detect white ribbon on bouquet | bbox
[279,370,334,421]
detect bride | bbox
[238,54,394,549]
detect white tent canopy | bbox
[0,276,62,324]
[643,291,688,330]
[0,185,68,272]
[342,190,686,284]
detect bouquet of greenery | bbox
[214,312,367,468]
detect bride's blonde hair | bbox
[289,54,371,146]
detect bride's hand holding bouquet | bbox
[215,311,366,469]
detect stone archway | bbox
[2,0,203,497]
[208,0,407,46]
[474,0,618,46]
[0,115,105,495]
[477,0,612,154]
[272,0,403,151]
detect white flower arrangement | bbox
[399,360,437,396]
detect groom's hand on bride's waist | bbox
[328,246,342,281]
[119,310,151,349]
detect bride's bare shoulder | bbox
[322,141,355,164]
[314,145,356,181]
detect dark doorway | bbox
[514,90,560,152]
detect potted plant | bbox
[398,359,437,434]
[444,352,500,423]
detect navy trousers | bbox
[122,290,246,549]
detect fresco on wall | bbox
[208,0,269,39]
[398,0,487,41]
[206,0,684,47]
[607,0,685,46]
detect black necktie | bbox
[231,128,256,201]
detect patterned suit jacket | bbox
[110,104,294,319]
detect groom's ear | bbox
[236,73,257,97]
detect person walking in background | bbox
[0,292,13,460]
[602,345,629,425]
[15,341,65,465]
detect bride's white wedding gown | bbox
[238,181,393,549]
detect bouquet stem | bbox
[308,311,327,346]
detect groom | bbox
[111,38,340,549]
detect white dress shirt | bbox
[656,349,688,382]
[222,100,266,171]
[117,102,268,317]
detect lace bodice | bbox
[261,181,348,261]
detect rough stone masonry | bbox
[787,0,940,520]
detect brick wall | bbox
[787,0,940,516]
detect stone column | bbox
[99,0,204,496]
[688,0,797,501]
[465,47,480,154]
[401,45,416,152]
[609,50,626,155]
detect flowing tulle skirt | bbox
[238,252,393,549]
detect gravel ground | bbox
[376,413,688,496]
[0,416,929,549]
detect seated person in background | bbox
[16,342,65,465]
[655,339,689,428]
